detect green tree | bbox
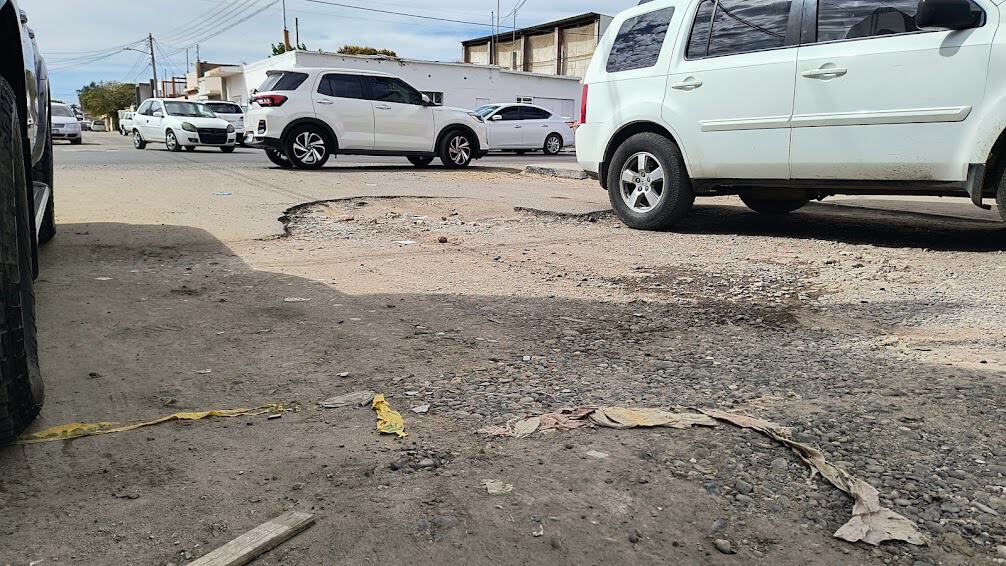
[337,45,397,57]
[77,82,135,121]
[271,42,307,56]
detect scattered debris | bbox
[410,404,431,414]
[531,523,544,537]
[585,450,609,460]
[213,192,233,196]
[18,404,290,444]
[480,406,597,438]
[194,369,213,374]
[267,414,282,420]
[372,394,407,438]
[591,407,717,430]
[318,391,374,409]
[336,371,351,378]
[713,539,735,555]
[188,511,314,566]
[283,297,311,303]
[482,479,514,495]
[95,277,112,281]
[394,240,417,245]
[437,236,448,243]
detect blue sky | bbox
[22,0,635,105]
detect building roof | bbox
[462,12,608,45]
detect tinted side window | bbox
[319,74,366,99]
[367,77,423,105]
[686,1,717,59]
[703,0,792,58]
[606,7,676,73]
[522,107,552,120]
[816,0,948,42]
[496,107,523,121]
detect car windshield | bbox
[163,101,216,118]
[203,102,241,114]
[52,105,75,118]
[474,105,501,118]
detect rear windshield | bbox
[203,102,242,114]
[258,71,309,92]
[52,105,75,118]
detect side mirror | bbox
[490,114,503,121]
[421,94,432,105]
[153,111,163,118]
[917,0,981,30]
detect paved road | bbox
[57,131,580,170]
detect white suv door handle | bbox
[317,99,334,105]
[671,78,703,90]
[375,104,392,110]
[514,125,522,129]
[801,67,848,79]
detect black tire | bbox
[133,130,146,150]
[33,111,55,245]
[220,146,235,154]
[283,125,331,170]
[183,146,196,152]
[0,76,44,444]
[515,150,528,155]
[266,149,293,168]
[70,138,82,145]
[740,194,809,214]
[408,155,434,168]
[606,132,694,230]
[543,133,563,156]
[438,129,474,169]
[165,130,182,153]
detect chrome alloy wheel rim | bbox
[619,152,665,213]
[166,132,177,150]
[547,136,561,153]
[448,135,471,164]
[133,132,142,147]
[292,131,326,164]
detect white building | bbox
[213,50,583,118]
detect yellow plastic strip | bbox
[17,404,288,444]
[372,394,407,438]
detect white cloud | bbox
[22,0,635,104]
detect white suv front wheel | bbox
[607,133,694,230]
[439,130,474,169]
[284,125,331,170]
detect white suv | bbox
[131,98,237,153]
[245,68,488,169]
[577,0,1006,229]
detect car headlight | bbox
[226,124,235,133]
[181,122,197,132]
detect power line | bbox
[161,0,262,45]
[161,0,279,53]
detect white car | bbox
[50,103,81,144]
[245,68,489,169]
[201,101,245,139]
[474,103,574,155]
[131,98,237,153]
[118,111,134,136]
[577,0,1006,228]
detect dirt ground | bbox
[1,134,1004,565]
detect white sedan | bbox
[130,98,237,152]
[474,103,574,155]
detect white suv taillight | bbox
[580,84,588,124]
[251,94,288,107]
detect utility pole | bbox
[282,0,292,50]
[512,12,517,69]
[490,11,495,65]
[148,33,158,97]
[295,17,300,47]
[195,43,200,78]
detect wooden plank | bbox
[189,511,315,566]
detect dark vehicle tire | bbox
[133,130,146,150]
[70,138,82,145]
[515,150,528,155]
[740,194,809,214]
[165,130,182,152]
[284,126,330,170]
[33,118,55,245]
[408,156,434,168]
[266,149,293,168]
[996,169,1006,223]
[438,129,474,169]
[543,133,563,156]
[0,76,44,444]
[220,146,235,154]
[184,146,195,152]
[607,132,694,230]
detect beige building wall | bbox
[527,33,557,75]
[466,43,490,65]
[560,23,597,77]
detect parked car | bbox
[474,103,574,155]
[245,68,488,169]
[0,0,55,443]
[51,102,81,144]
[118,110,134,135]
[201,101,245,140]
[577,0,1006,229]
[79,119,91,131]
[90,120,106,132]
[130,98,237,152]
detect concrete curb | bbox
[523,165,589,180]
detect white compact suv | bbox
[131,98,237,153]
[245,68,489,169]
[474,103,575,154]
[577,0,1006,229]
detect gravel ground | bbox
[1,139,1003,565]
